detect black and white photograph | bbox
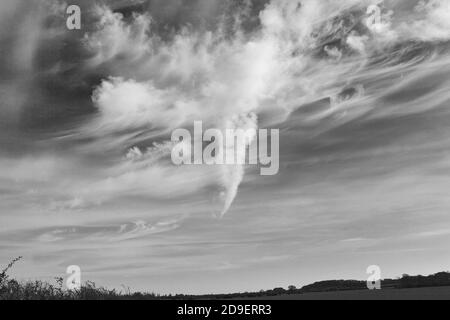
[1,0,450,306]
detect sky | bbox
[1,0,450,295]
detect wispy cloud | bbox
[1,0,450,294]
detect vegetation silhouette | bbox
[1,257,450,300]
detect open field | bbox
[2,258,450,300]
[252,287,450,300]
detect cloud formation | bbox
[1,0,450,293]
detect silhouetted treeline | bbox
[2,257,450,300]
[397,272,450,289]
[288,272,450,294]
[153,272,450,299]
[300,280,367,293]
[171,272,450,299]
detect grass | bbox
[0,257,161,300]
[2,257,450,300]
[251,286,450,300]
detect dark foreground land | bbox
[2,257,450,299]
[252,286,450,300]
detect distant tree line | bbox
[1,257,450,300]
[287,272,450,294]
[152,272,450,299]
